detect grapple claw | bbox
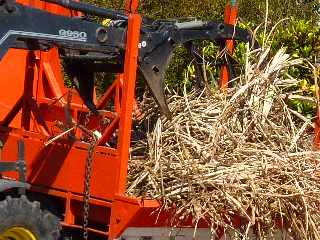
[139,40,175,118]
[139,20,258,116]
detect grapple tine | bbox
[139,41,175,118]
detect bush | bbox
[270,19,319,117]
[238,0,319,23]
[85,0,320,117]
[86,0,318,23]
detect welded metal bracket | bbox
[0,139,29,194]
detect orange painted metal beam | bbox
[219,0,238,89]
[115,10,141,196]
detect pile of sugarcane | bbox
[127,46,320,239]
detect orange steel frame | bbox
[0,0,162,239]
[219,0,238,89]
[0,0,319,239]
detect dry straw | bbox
[128,46,320,239]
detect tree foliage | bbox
[86,0,318,23]
[86,0,319,116]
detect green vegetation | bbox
[271,19,319,117]
[86,0,318,23]
[233,18,320,117]
[86,0,320,117]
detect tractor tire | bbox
[0,195,61,240]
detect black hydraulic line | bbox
[40,0,128,20]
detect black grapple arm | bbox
[0,0,255,116]
[138,20,255,115]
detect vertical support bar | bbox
[64,192,75,225]
[219,0,238,89]
[17,139,26,195]
[17,139,26,183]
[115,10,141,194]
[21,52,36,130]
[125,0,139,13]
[115,76,121,113]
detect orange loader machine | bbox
[0,0,318,239]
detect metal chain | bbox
[84,111,92,127]
[83,139,96,240]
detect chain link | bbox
[83,138,96,240]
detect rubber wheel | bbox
[0,195,61,240]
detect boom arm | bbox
[0,0,255,116]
